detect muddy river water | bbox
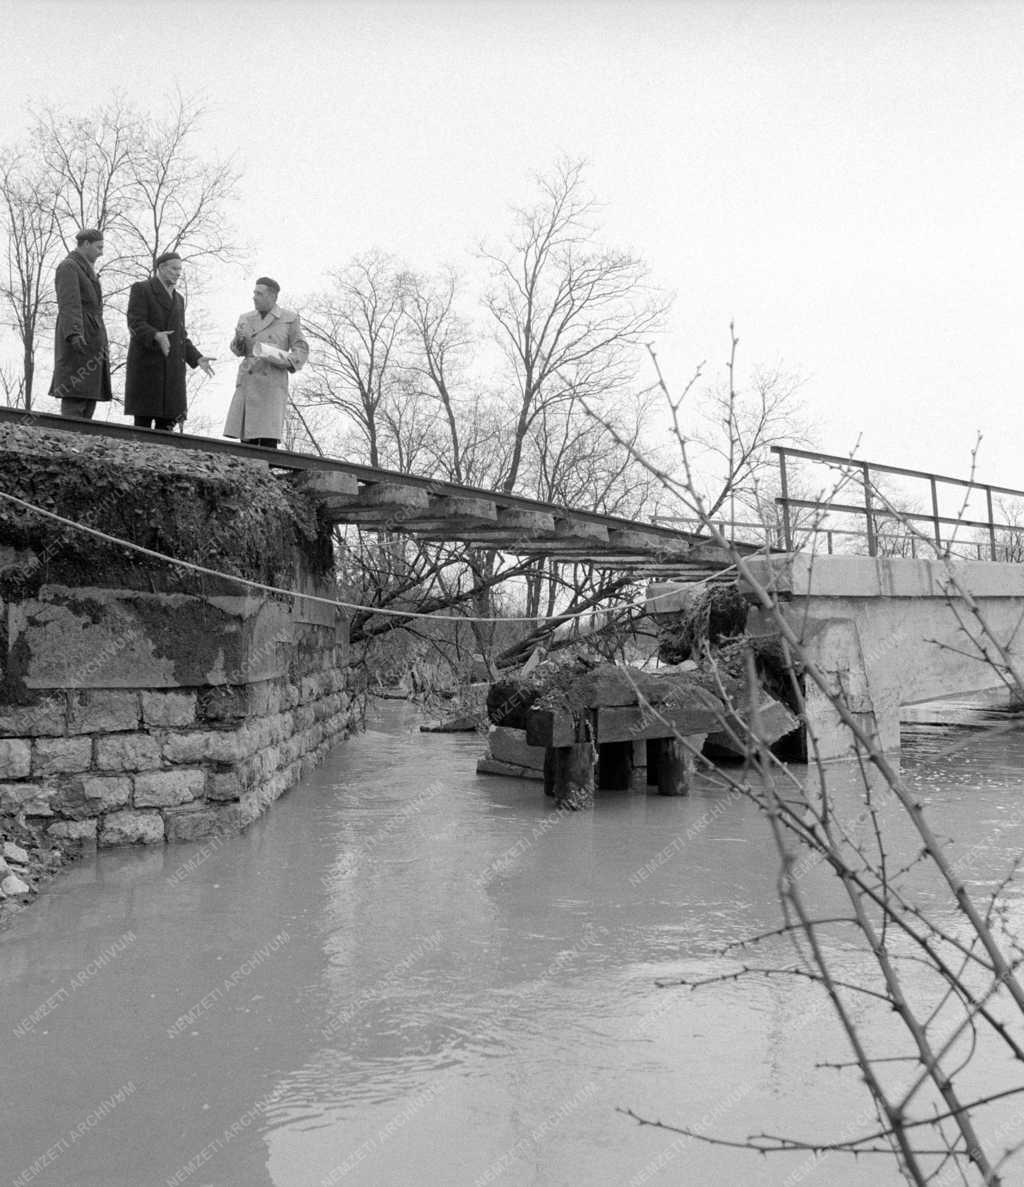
[3,700,1024,1186]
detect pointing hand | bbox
[198,357,216,377]
[154,330,173,357]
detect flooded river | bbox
[3,700,1024,1186]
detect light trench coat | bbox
[223,304,309,441]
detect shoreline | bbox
[0,821,86,929]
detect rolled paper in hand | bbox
[253,341,291,366]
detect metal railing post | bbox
[986,486,997,560]
[862,462,877,556]
[929,476,941,554]
[778,450,792,551]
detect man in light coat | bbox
[50,227,112,418]
[223,277,309,449]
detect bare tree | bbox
[30,92,239,293]
[515,390,665,618]
[115,92,239,277]
[528,389,664,514]
[0,359,26,409]
[989,497,1024,562]
[32,94,137,251]
[294,165,675,670]
[299,252,409,469]
[403,268,471,482]
[480,156,670,495]
[688,325,812,526]
[0,152,61,407]
[377,372,446,474]
[0,92,240,403]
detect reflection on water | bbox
[1,699,1023,1185]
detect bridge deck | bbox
[0,409,753,576]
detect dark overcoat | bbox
[124,278,202,421]
[49,251,112,402]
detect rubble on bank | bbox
[0,818,86,928]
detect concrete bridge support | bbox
[744,555,1024,758]
[651,555,1024,760]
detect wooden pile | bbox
[481,662,799,810]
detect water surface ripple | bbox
[3,701,1024,1185]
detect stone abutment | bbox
[0,421,355,848]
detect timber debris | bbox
[480,657,798,810]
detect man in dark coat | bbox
[124,250,214,430]
[50,228,112,418]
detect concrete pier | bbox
[651,554,1024,759]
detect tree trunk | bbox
[23,327,34,409]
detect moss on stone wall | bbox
[0,423,333,595]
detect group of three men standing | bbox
[49,227,308,448]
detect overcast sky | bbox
[6,0,1024,489]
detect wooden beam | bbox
[554,516,610,545]
[608,528,691,557]
[595,700,723,743]
[404,494,499,534]
[462,507,558,548]
[527,697,724,747]
[292,469,359,514]
[683,544,745,565]
[526,707,577,748]
[588,563,730,576]
[597,564,731,577]
[316,480,431,527]
[706,696,800,754]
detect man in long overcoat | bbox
[50,228,112,418]
[124,250,213,430]
[223,276,309,448]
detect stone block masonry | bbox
[0,422,357,849]
[0,583,354,846]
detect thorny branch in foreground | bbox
[588,337,1024,1184]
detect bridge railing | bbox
[772,446,1024,561]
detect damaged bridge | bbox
[650,553,1024,760]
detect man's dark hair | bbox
[255,276,280,295]
[75,228,103,245]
